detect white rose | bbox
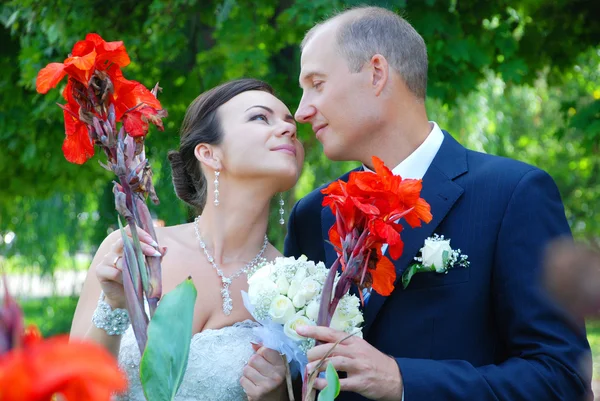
[268,295,297,324]
[330,316,352,332]
[275,276,290,295]
[294,266,307,282]
[299,278,320,300]
[305,300,320,321]
[287,266,308,299]
[332,305,361,322]
[248,279,278,304]
[248,264,273,285]
[331,308,364,331]
[420,238,452,272]
[292,292,308,309]
[286,279,299,299]
[284,313,316,342]
[331,315,364,332]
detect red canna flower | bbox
[0,280,127,401]
[35,32,166,359]
[36,33,130,94]
[37,33,165,164]
[0,335,128,401]
[321,156,432,300]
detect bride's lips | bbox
[271,144,296,156]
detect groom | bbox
[284,6,592,401]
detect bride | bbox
[70,78,304,400]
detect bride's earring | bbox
[213,171,220,206]
[278,193,285,225]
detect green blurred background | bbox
[0,0,598,376]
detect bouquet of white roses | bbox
[242,255,363,377]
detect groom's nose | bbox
[295,95,316,123]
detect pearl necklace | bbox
[193,216,268,315]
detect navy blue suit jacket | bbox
[284,132,591,400]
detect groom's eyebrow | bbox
[245,105,294,123]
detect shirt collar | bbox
[363,121,444,179]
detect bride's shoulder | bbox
[153,222,196,250]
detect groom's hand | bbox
[298,326,403,401]
[240,343,288,401]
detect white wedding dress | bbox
[114,320,260,400]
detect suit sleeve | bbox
[396,169,592,400]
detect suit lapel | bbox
[362,132,468,336]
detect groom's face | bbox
[296,24,376,161]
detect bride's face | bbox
[216,90,304,191]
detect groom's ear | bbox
[370,54,389,96]
[194,143,223,171]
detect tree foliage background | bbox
[0,0,598,275]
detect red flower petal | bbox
[85,33,131,68]
[22,325,42,348]
[328,226,342,251]
[84,33,106,47]
[372,156,394,179]
[112,77,162,121]
[371,254,396,296]
[351,195,380,215]
[404,197,433,228]
[63,49,97,86]
[35,63,67,94]
[62,108,94,164]
[70,39,95,57]
[122,111,149,137]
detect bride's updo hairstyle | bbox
[168,79,274,213]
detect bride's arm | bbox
[70,228,160,359]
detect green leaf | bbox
[402,264,420,289]
[318,362,341,401]
[442,250,450,268]
[140,278,197,401]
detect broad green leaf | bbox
[318,362,341,401]
[140,278,197,401]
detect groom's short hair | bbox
[301,6,428,100]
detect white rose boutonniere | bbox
[402,234,470,288]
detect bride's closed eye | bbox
[249,114,269,123]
